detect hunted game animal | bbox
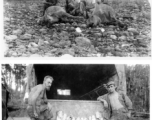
[38,6,83,26]
[42,0,58,15]
[87,2,127,29]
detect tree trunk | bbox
[25,64,37,94]
[115,64,126,94]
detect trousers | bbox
[110,108,129,120]
[27,102,53,120]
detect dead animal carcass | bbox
[87,3,127,29]
[38,6,83,26]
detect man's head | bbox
[106,81,116,93]
[43,76,54,90]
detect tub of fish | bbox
[49,99,106,120]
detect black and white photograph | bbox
[1,64,150,120]
[3,0,151,57]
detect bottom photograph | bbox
[1,64,150,120]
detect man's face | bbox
[107,84,116,93]
[45,78,53,90]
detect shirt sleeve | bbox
[97,94,107,101]
[122,93,133,110]
[97,94,111,119]
[97,94,109,109]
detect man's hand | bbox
[127,112,131,118]
[44,99,48,104]
[97,98,105,102]
[34,111,38,118]
[97,98,108,108]
[103,100,108,108]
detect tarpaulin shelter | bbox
[25,64,126,118]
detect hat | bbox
[106,81,115,87]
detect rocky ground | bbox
[4,0,151,57]
[7,117,150,120]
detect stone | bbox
[50,48,58,53]
[60,33,69,41]
[39,28,47,34]
[44,41,49,45]
[138,42,148,48]
[109,25,115,28]
[3,42,9,52]
[75,37,92,48]
[29,47,39,53]
[90,45,97,53]
[4,17,10,22]
[38,39,45,46]
[26,29,35,35]
[59,41,71,48]
[76,27,82,33]
[12,52,18,57]
[17,45,26,53]
[60,54,73,57]
[66,23,71,26]
[29,42,39,47]
[106,31,115,35]
[122,31,129,36]
[60,23,65,26]
[94,33,102,37]
[20,33,32,40]
[127,28,139,35]
[44,37,50,41]
[119,36,127,41]
[68,27,75,31]
[80,24,87,28]
[29,54,42,57]
[97,38,102,42]
[63,48,75,56]
[49,40,56,45]
[72,22,78,27]
[53,43,60,48]
[22,54,30,57]
[136,35,146,40]
[110,35,117,40]
[12,29,23,35]
[44,53,54,57]
[5,35,18,42]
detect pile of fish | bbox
[56,111,104,120]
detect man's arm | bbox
[122,93,133,110]
[97,96,108,108]
[44,92,48,104]
[122,93,133,118]
[31,86,43,117]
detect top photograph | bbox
[3,0,151,57]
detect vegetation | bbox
[125,65,150,112]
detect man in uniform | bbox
[97,81,132,120]
[27,76,54,120]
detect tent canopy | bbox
[26,64,126,100]
[34,64,116,99]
